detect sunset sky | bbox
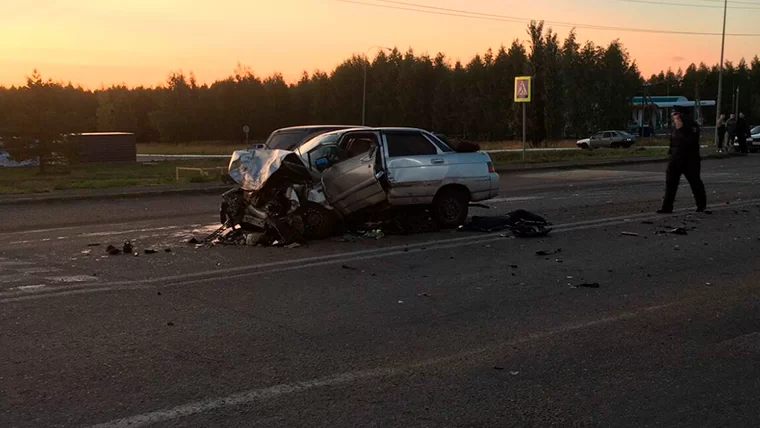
[1,0,759,88]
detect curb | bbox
[0,153,740,205]
[495,152,735,173]
[0,184,232,206]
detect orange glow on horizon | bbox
[1,0,757,88]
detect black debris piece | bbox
[494,366,505,370]
[87,243,101,247]
[144,249,158,254]
[641,220,654,225]
[510,264,518,269]
[342,264,358,270]
[167,322,175,327]
[403,248,409,252]
[461,209,552,237]
[703,210,713,215]
[105,245,121,256]
[123,241,133,254]
[469,203,492,209]
[535,248,562,256]
[187,237,200,245]
[417,293,430,297]
[164,248,172,253]
[157,292,162,296]
[669,227,688,235]
[621,232,640,237]
[576,282,601,289]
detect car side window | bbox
[603,132,612,138]
[336,133,378,162]
[385,132,439,157]
[592,133,603,139]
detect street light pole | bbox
[714,0,728,146]
[362,46,392,126]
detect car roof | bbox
[270,125,366,133]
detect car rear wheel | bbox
[432,188,470,229]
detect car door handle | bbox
[431,158,444,164]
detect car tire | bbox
[578,143,590,150]
[432,187,470,229]
[298,202,338,240]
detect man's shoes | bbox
[656,209,673,214]
[696,206,706,213]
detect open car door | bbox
[321,133,386,215]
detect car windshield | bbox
[751,126,760,135]
[265,130,309,150]
[297,131,342,154]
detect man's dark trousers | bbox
[662,156,706,212]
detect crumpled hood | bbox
[227,148,298,192]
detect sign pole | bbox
[522,103,526,161]
[514,76,531,163]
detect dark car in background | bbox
[576,130,636,149]
[258,125,368,151]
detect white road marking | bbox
[479,196,542,204]
[4,197,760,304]
[45,275,98,283]
[12,284,46,291]
[87,302,674,428]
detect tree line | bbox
[1,21,759,148]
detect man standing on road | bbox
[726,113,737,152]
[736,113,750,155]
[717,113,727,152]
[658,110,707,214]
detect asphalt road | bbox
[3,156,760,427]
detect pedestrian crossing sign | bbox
[514,76,531,103]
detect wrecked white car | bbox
[220,127,500,244]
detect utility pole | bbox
[736,85,741,116]
[714,0,728,146]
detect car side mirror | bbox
[314,156,330,171]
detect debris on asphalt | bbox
[621,232,640,237]
[342,264,358,270]
[164,248,172,253]
[398,300,404,304]
[187,237,200,245]
[461,209,552,237]
[157,292,162,296]
[575,282,601,289]
[81,250,91,255]
[706,282,712,286]
[167,322,175,327]
[123,241,133,254]
[641,220,654,225]
[469,203,492,209]
[669,227,688,235]
[417,293,430,297]
[510,264,518,269]
[105,245,121,256]
[87,243,100,247]
[245,232,265,246]
[286,242,302,249]
[555,258,563,263]
[510,371,520,376]
[144,249,158,254]
[535,248,562,256]
[494,366,505,370]
[674,245,680,251]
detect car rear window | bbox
[385,132,438,157]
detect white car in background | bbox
[731,125,760,153]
